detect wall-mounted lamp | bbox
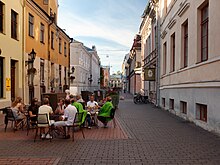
[25,49,36,66]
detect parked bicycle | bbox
[133,93,149,104]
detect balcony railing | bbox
[143,49,157,67]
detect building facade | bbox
[24,0,70,104]
[110,75,122,89]
[126,35,142,95]
[140,0,160,104]
[100,66,110,89]
[70,40,100,94]
[159,0,220,133]
[0,0,24,109]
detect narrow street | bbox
[0,95,220,165]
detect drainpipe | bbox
[155,3,161,107]
[48,20,53,93]
[21,0,25,103]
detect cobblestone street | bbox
[0,95,220,165]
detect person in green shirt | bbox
[97,96,114,128]
[71,96,87,126]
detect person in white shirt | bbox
[53,99,77,139]
[86,95,100,128]
[38,98,54,139]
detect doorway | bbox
[11,60,16,101]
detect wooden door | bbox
[11,60,16,101]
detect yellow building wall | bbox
[0,0,24,108]
[50,26,69,67]
[25,2,48,60]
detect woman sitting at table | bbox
[28,98,39,123]
[11,96,26,129]
[97,96,114,128]
[55,98,65,115]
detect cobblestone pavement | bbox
[0,95,220,165]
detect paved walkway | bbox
[0,95,220,165]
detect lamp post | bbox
[26,49,36,104]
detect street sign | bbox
[6,78,11,91]
[144,68,156,81]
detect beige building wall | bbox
[0,0,24,109]
[159,0,220,134]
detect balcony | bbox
[143,49,157,68]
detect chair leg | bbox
[34,127,38,142]
[72,127,74,142]
[81,127,85,139]
[5,123,8,132]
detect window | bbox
[11,10,18,39]
[40,23,44,43]
[201,4,209,62]
[64,42,67,56]
[59,65,62,87]
[180,101,187,114]
[0,2,4,33]
[170,33,175,72]
[51,31,54,49]
[28,14,34,37]
[162,98,165,108]
[196,103,207,122]
[169,99,174,110]
[183,21,188,68]
[43,0,48,5]
[0,57,3,98]
[64,67,67,85]
[59,38,62,53]
[163,42,167,75]
[40,59,44,84]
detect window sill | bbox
[0,31,5,35]
[40,41,45,44]
[11,37,19,41]
[29,35,34,39]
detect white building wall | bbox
[159,0,220,134]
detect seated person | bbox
[38,98,54,139]
[71,96,87,126]
[97,96,114,128]
[28,98,39,123]
[55,98,65,115]
[86,95,99,128]
[53,99,77,139]
[11,97,25,129]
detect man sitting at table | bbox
[71,96,87,126]
[53,99,77,139]
[97,96,114,128]
[86,95,99,128]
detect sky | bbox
[58,0,148,74]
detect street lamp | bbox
[88,74,93,84]
[26,49,36,104]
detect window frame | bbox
[11,10,18,40]
[183,21,188,68]
[28,13,34,37]
[64,42,67,56]
[0,57,3,98]
[201,4,209,62]
[40,59,45,84]
[59,38,62,54]
[170,33,175,72]
[40,23,45,43]
[196,103,207,122]
[51,31,54,49]
[169,99,174,110]
[180,101,187,114]
[163,42,167,75]
[0,1,4,33]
